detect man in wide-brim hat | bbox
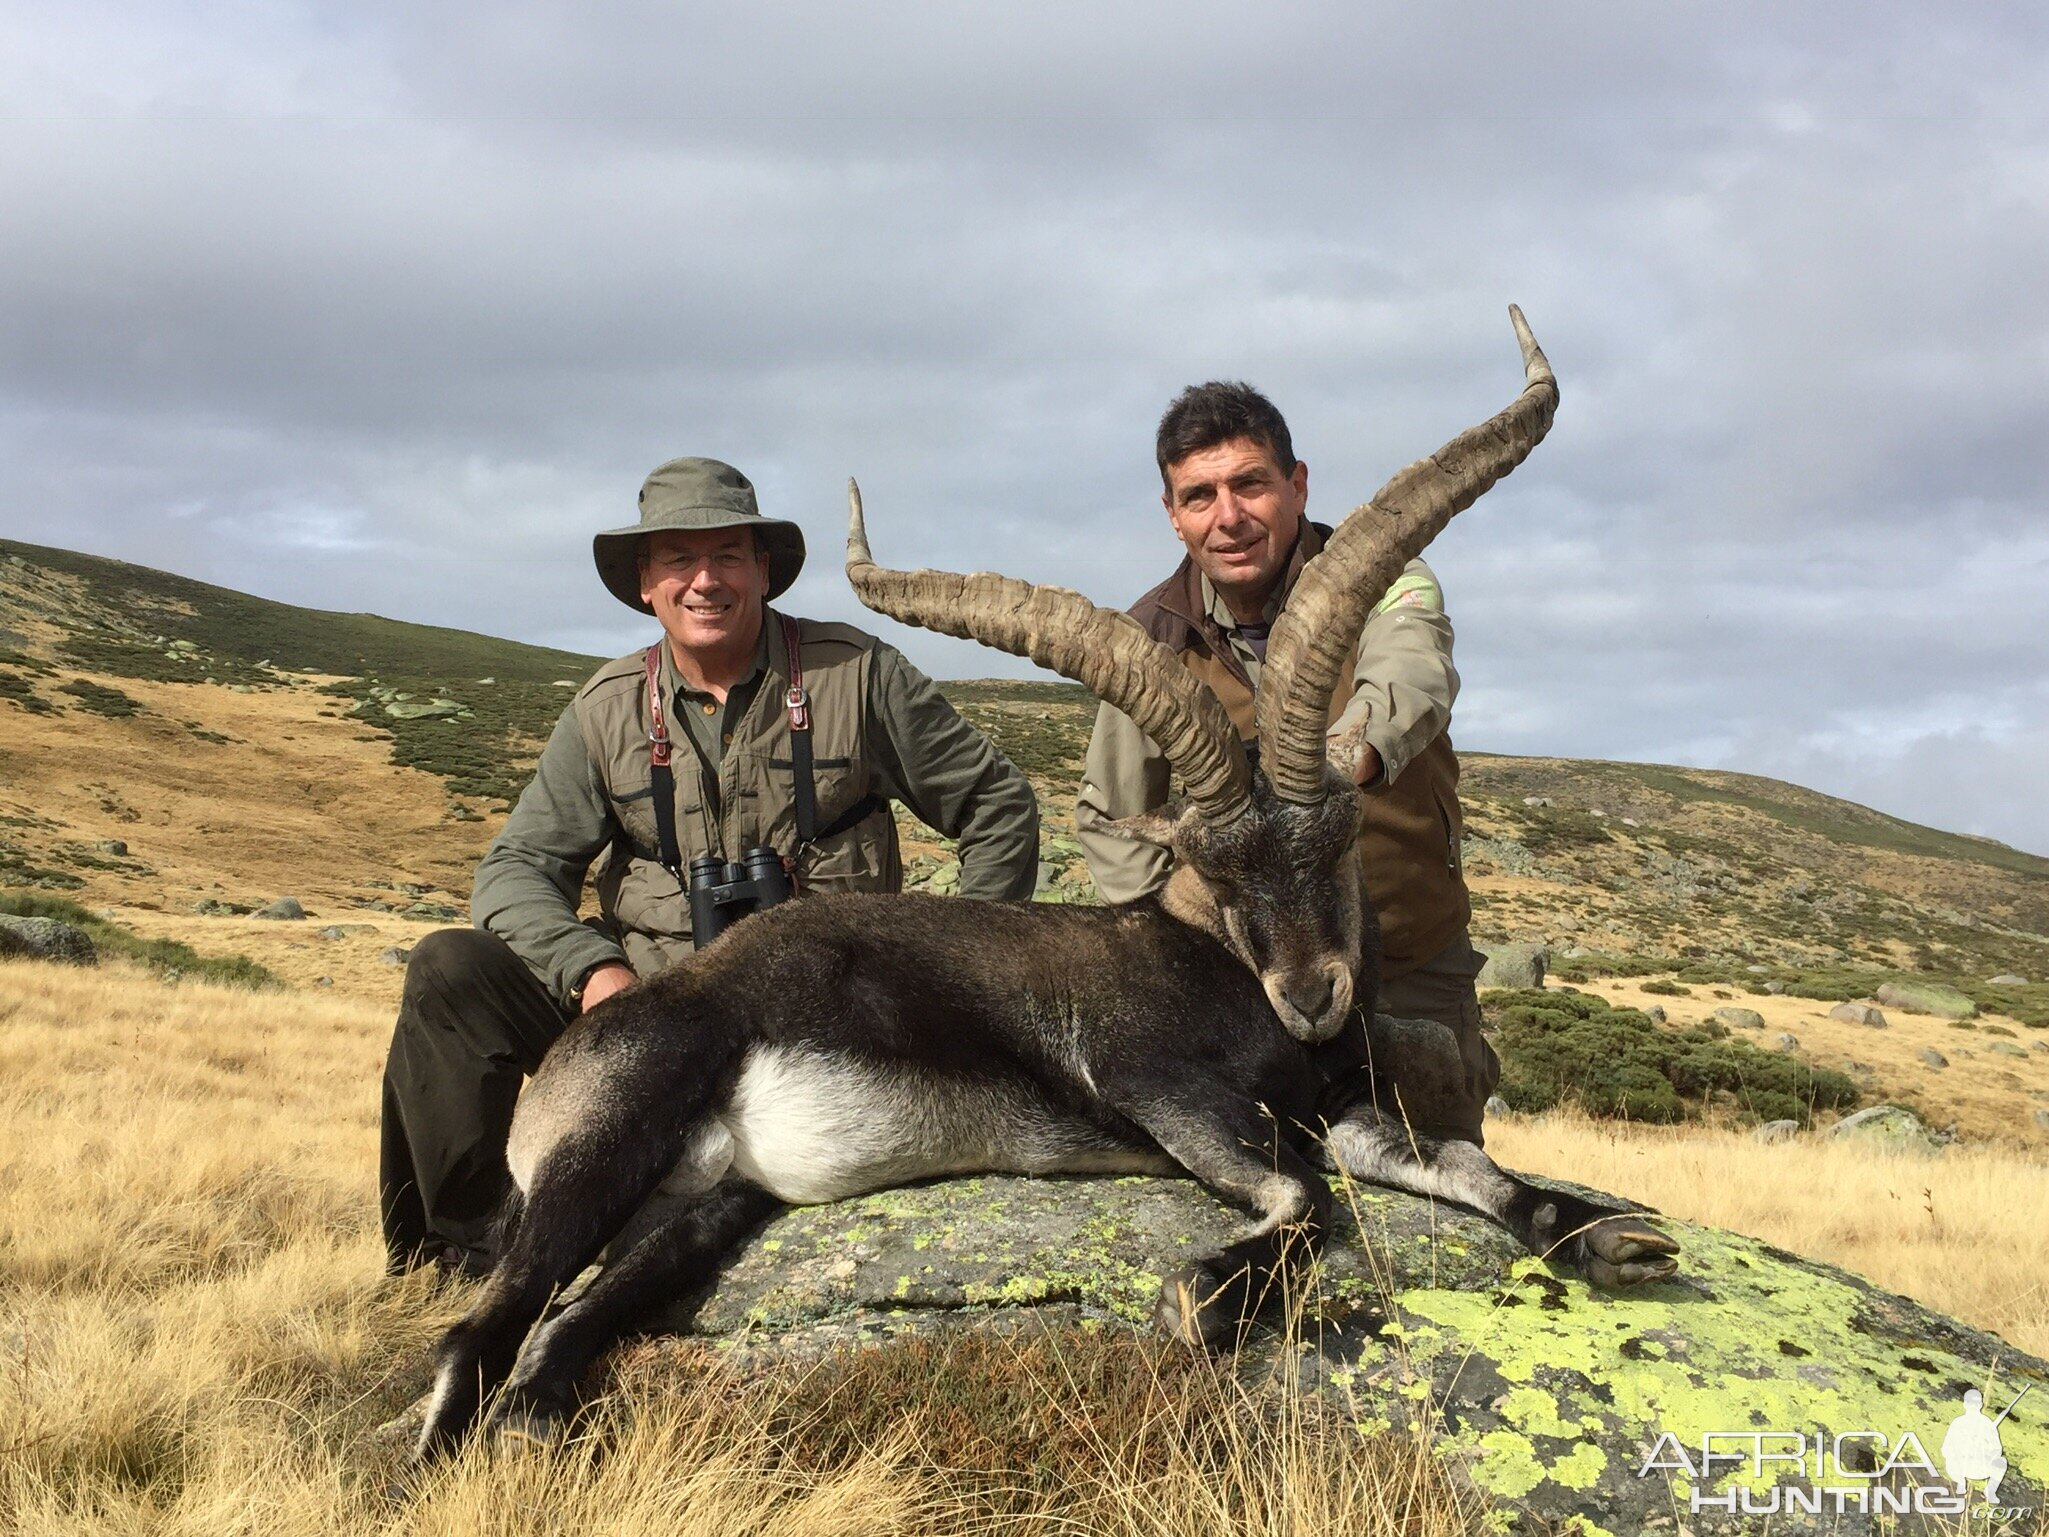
[379,456,1041,1279]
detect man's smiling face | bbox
[638,526,771,658]
[1162,436,1307,615]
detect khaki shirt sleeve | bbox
[863,644,1041,902]
[1075,698,1175,904]
[470,706,630,1007]
[1328,556,1459,788]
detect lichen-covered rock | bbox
[0,915,97,965]
[1477,943,1547,989]
[385,699,464,720]
[1875,981,1977,1021]
[1823,1104,1942,1155]
[253,896,305,920]
[618,1172,2045,1534]
[1712,1006,1766,1031]
[1830,1001,1887,1028]
[1751,1119,1799,1144]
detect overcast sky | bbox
[5,4,2046,855]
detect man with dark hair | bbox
[1076,383,1498,1145]
[380,456,1041,1278]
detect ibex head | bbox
[847,307,1557,1045]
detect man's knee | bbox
[404,927,515,1001]
[393,927,562,1071]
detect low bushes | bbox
[1486,986,1858,1127]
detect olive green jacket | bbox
[474,609,1040,1006]
[1075,524,1469,978]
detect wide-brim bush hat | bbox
[593,456,807,614]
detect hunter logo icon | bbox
[1943,1385,2027,1504]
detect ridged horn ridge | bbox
[1255,305,1558,804]
[845,482,1253,822]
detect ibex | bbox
[415,309,1678,1458]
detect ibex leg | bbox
[486,1176,782,1446]
[1323,1103,1678,1286]
[1134,1095,1331,1348]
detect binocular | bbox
[688,846,793,948]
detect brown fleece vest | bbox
[1129,527,1470,978]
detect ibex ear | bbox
[1098,800,1190,848]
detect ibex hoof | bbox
[1578,1214,1680,1288]
[486,1400,570,1453]
[1154,1266,1233,1351]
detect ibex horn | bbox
[1256,305,1558,803]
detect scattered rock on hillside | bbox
[1484,1095,1510,1118]
[191,898,254,916]
[1643,1004,1666,1024]
[1752,1119,1799,1144]
[1711,1006,1765,1031]
[386,699,464,720]
[379,946,412,966]
[1477,943,1546,989]
[253,896,306,920]
[1989,973,2027,986]
[2036,1109,2049,1131]
[1990,1041,2027,1058]
[1824,1104,1941,1155]
[94,838,128,856]
[1875,980,1977,1020]
[1521,795,1552,807]
[318,923,380,940]
[1829,1001,1887,1028]
[315,976,333,987]
[1770,1032,1798,1052]
[0,915,97,966]
[401,900,463,921]
[1918,1048,1949,1069]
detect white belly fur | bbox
[691,1043,1159,1204]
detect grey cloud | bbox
[3,3,2046,853]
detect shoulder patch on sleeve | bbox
[1369,570,1443,617]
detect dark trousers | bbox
[379,928,572,1273]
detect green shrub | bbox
[1485,987,1858,1127]
[0,670,58,714]
[1640,979,1690,997]
[0,893,280,989]
[55,679,142,717]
